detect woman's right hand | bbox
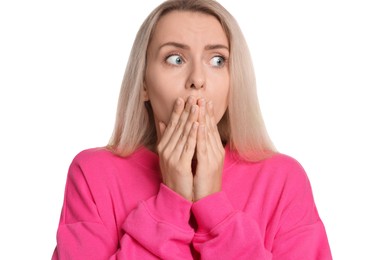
[157,96,199,201]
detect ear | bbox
[142,82,150,101]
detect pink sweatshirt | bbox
[52,146,332,259]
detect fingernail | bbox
[176,98,182,105]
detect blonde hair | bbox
[108,0,276,161]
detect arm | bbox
[120,184,194,259]
[191,163,332,260]
[191,192,272,259]
[271,166,332,260]
[52,157,194,260]
[53,96,200,259]
[191,99,272,258]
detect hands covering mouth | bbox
[157,96,225,202]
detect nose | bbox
[186,62,205,90]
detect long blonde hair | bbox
[108,0,276,161]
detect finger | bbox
[197,98,207,124]
[158,121,166,140]
[165,96,197,152]
[173,104,199,157]
[197,98,218,157]
[196,123,207,158]
[159,97,185,146]
[175,96,197,135]
[180,121,199,162]
[206,101,223,149]
[184,96,196,114]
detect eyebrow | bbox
[159,42,229,51]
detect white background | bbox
[1,0,382,259]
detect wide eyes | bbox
[210,56,225,67]
[166,55,183,65]
[165,54,226,67]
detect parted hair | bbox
[108,0,276,161]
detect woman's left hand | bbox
[193,99,225,201]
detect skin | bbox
[142,11,230,202]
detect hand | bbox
[157,96,199,201]
[193,99,225,201]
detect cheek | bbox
[146,84,183,124]
[214,100,228,123]
[150,99,174,124]
[145,67,180,123]
[211,86,229,123]
[206,71,229,122]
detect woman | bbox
[53,0,332,259]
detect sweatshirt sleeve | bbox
[52,155,194,260]
[120,184,195,259]
[191,192,272,259]
[270,164,332,260]
[191,162,332,260]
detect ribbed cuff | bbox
[144,184,193,229]
[191,191,235,233]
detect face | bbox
[143,11,230,131]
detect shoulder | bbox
[64,147,134,191]
[68,146,157,177]
[227,150,310,186]
[69,147,117,169]
[264,152,309,181]
[263,153,306,173]
[68,147,126,177]
[245,152,311,188]
[72,147,117,165]
[261,153,314,200]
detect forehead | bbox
[151,11,228,45]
